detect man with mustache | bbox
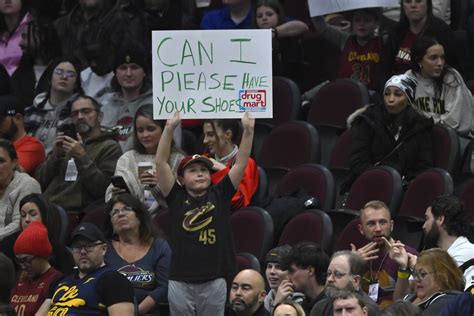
[228,269,266,316]
[351,200,418,307]
[423,194,474,291]
[310,251,380,316]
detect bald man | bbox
[228,269,267,316]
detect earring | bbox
[419,63,422,69]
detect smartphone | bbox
[111,176,130,193]
[58,123,77,140]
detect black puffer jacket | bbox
[344,103,434,191]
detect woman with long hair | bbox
[104,193,171,315]
[406,36,473,137]
[105,104,184,214]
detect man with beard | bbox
[423,195,474,291]
[36,223,134,315]
[228,269,267,316]
[36,95,121,213]
[351,200,418,308]
[0,95,45,175]
[310,251,380,316]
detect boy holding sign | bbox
[155,112,255,315]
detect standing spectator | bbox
[54,0,128,64]
[0,252,15,315]
[203,119,259,210]
[201,0,253,29]
[36,95,122,214]
[406,36,474,137]
[280,244,330,314]
[10,221,62,316]
[0,139,41,241]
[80,41,114,99]
[35,223,135,315]
[100,46,152,152]
[104,193,171,315]
[0,95,45,175]
[0,0,32,76]
[155,111,255,315]
[105,104,184,214]
[24,56,83,155]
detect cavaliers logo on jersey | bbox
[182,202,215,232]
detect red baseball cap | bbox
[177,154,213,176]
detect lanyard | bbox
[369,251,389,282]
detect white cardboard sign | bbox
[308,0,399,17]
[152,30,273,119]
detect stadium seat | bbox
[333,218,367,253]
[274,163,335,210]
[306,79,369,165]
[235,252,261,273]
[250,166,269,207]
[344,166,403,214]
[256,120,320,169]
[230,207,274,262]
[277,209,333,253]
[432,123,460,174]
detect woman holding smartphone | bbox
[105,104,184,214]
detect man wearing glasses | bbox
[36,95,122,214]
[310,251,380,316]
[36,223,134,316]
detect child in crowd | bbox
[155,111,254,315]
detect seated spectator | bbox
[304,7,382,97]
[351,201,418,307]
[54,0,128,64]
[201,0,253,29]
[439,292,474,316]
[99,45,153,152]
[272,301,306,316]
[36,95,122,214]
[0,95,45,175]
[35,223,135,315]
[0,252,15,308]
[332,290,369,316]
[381,300,421,316]
[253,0,307,79]
[105,104,184,214]
[24,56,83,155]
[310,251,380,316]
[0,0,32,76]
[0,139,41,241]
[10,221,62,316]
[280,244,330,314]
[228,269,267,316]
[12,17,62,106]
[390,247,465,314]
[203,119,259,210]
[1,193,74,274]
[264,245,304,314]
[406,36,474,137]
[422,195,474,291]
[104,193,171,315]
[381,0,456,86]
[80,41,114,99]
[344,74,433,192]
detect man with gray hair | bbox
[310,251,380,316]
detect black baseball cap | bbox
[265,245,292,265]
[71,223,106,243]
[0,95,24,116]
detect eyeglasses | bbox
[71,242,104,253]
[15,255,36,266]
[71,107,97,118]
[109,206,134,218]
[327,270,350,279]
[53,68,77,78]
[412,270,433,280]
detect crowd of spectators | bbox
[1,0,474,315]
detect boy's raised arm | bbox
[229,111,255,189]
[155,112,181,197]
